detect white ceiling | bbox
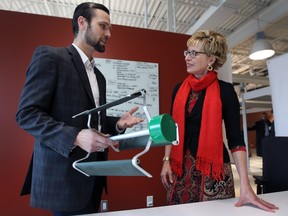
[1,0,288,112]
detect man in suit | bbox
[16,2,143,215]
[248,112,272,157]
[270,109,275,137]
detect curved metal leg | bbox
[72,153,91,177]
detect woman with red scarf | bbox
[160,30,278,212]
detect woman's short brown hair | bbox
[187,30,228,69]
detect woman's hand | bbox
[234,184,279,212]
[160,161,174,190]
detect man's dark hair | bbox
[72,2,109,36]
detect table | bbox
[82,191,288,216]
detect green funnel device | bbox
[149,114,177,143]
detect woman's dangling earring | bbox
[207,63,213,71]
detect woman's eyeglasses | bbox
[184,50,206,58]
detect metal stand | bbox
[72,89,178,177]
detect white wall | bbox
[267,53,288,136]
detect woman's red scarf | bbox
[171,70,224,181]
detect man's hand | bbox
[74,129,118,152]
[116,106,144,130]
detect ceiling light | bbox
[249,31,275,60]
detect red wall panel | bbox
[0,10,189,215]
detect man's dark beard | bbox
[94,42,105,53]
[85,27,105,53]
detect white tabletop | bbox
[84,191,288,216]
